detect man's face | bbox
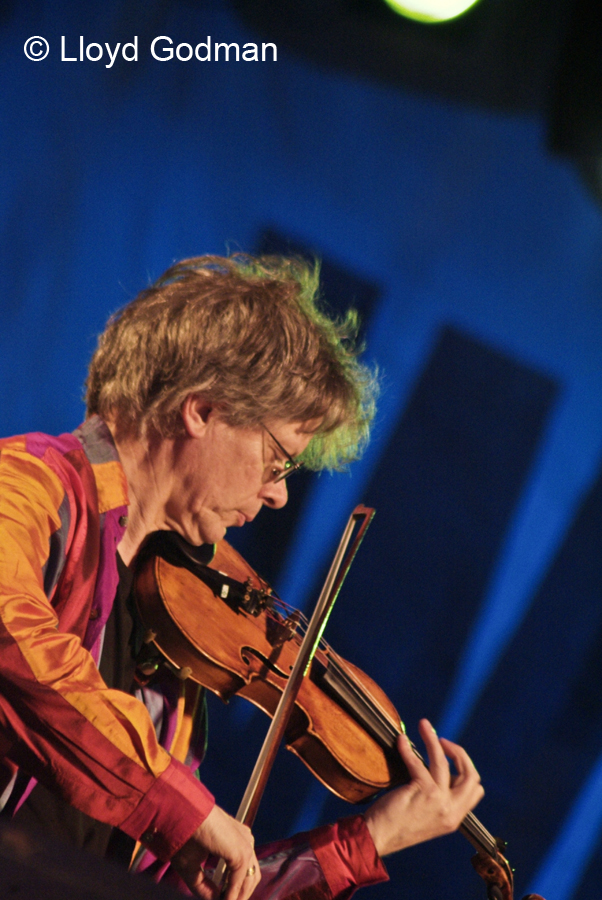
[164,402,313,545]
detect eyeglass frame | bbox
[263,426,304,483]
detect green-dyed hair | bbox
[86,254,378,470]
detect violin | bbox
[134,530,543,900]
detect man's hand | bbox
[363,718,484,857]
[171,804,261,900]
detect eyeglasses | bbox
[264,426,304,483]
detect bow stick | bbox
[213,504,375,887]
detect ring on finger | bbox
[246,866,256,877]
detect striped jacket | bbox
[0,416,387,898]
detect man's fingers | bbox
[396,719,449,787]
[395,730,429,784]
[438,736,484,810]
[417,718,450,785]
[366,717,486,857]
[396,721,482,793]
[221,857,261,900]
[439,736,481,782]
[171,805,259,900]
[221,868,245,900]
[189,870,220,900]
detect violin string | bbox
[326,657,497,852]
[258,597,398,739]
[327,651,404,740]
[262,596,497,855]
[266,602,406,746]
[267,603,403,740]
[462,813,496,851]
[464,813,486,839]
[317,656,497,854]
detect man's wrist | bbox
[120,758,215,861]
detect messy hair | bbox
[85,254,378,470]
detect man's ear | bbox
[181,394,213,438]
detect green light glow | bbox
[382,0,482,23]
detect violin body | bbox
[134,530,544,900]
[134,536,408,803]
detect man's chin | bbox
[179,521,226,547]
[200,526,228,545]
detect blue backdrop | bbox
[2,3,602,900]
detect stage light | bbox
[382,0,482,23]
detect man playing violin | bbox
[0,255,483,900]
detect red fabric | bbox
[0,639,207,837]
[0,425,216,859]
[119,758,214,859]
[253,815,388,900]
[310,816,388,898]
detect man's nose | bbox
[260,477,289,509]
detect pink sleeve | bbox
[252,814,388,900]
[310,815,389,897]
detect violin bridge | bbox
[267,611,301,648]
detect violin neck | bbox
[460,812,500,857]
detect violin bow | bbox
[213,504,375,887]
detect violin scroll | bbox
[470,846,546,900]
[470,846,513,900]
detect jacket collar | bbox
[73,416,129,514]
